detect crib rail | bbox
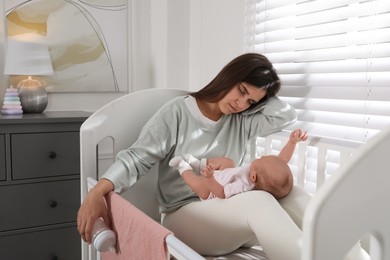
[253,131,363,195]
[85,177,205,260]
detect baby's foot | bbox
[184,154,200,170]
[169,156,193,175]
[184,154,207,174]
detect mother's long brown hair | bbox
[191,53,280,103]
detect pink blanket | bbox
[101,191,172,260]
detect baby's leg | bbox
[170,156,211,199]
[163,190,302,260]
[169,156,192,174]
[181,171,211,200]
[184,154,204,174]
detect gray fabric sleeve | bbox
[242,96,297,139]
[100,98,180,193]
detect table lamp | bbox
[3,39,54,113]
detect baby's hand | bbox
[201,164,215,178]
[290,129,308,144]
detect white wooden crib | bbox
[80,88,390,260]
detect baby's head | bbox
[249,155,293,199]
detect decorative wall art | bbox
[4,0,128,93]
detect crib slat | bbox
[316,146,328,189]
[340,150,352,166]
[264,137,273,155]
[296,143,307,188]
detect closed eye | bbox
[248,100,257,106]
[239,83,246,94]
[239,83,257,105]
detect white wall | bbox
[187,0,245,91]
[131,0,246,93]
[1,0,246,112]
[162,0,246,91]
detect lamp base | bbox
[18,77,48,113]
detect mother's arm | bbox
[77,178,114,243]
[242,96,297,139]
[77,101,180,243]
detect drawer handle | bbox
[48,151,57,159]
[49,200,58,208]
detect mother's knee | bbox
[278,185,312,229]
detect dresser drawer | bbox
[11,132,80,179]
[0,134,5,181]
[0,179,80,231]
[0,225,80,260]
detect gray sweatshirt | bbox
[102,95,297,213]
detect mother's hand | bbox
[77,179,114,243]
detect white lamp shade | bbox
[3,39,54,76]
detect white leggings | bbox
[162,186,311,260]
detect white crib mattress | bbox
[205,246,268,260]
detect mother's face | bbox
[218,82,266,115]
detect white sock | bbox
[184,154,200,170]
[169,156,193,175]
[184,154,208,174]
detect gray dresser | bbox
[0,111,90,260]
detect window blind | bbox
[245,0,390,143]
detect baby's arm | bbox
[206,157,235,170]
[201,165,226,198]
[279,129,308,163]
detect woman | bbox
[77,53,303,259]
